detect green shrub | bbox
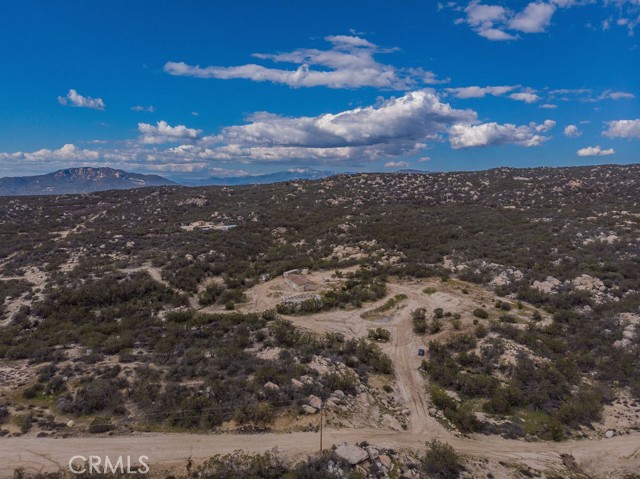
[431,386,457,411]
[473,308,489,319]
[421,440,463,479]
[63,379,125,416]
[195,451,288,479]
[233,402,276,426]
[413,319,427,334]
[0,405,8,424]
[14,413,33,434]
[429,319,443,334]
[368,328,391,342]
[88,417,115,434]
[371,294,407,313]
[323,372,358,395]
[555,387,603,427]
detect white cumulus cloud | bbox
[509,91,541,103]
[603,119,640,139]
[197,89,476,163]
[564,124,581,137]
[138,121,202,144]
[508,2,557,33]
[444,0,604,40]
[577,145,615,156]
[57,89,105,110]
[449,120,555,148]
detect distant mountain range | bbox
[395,169,432,175]
[0,166,434,196]
[181,167,336,186]
[0,167,176,196]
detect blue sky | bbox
[0,0,638,179]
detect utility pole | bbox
[319,400,324,452]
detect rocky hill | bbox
[0,167,175,196]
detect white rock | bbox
[532,276,561,294]
[381,413,403,431]
[365,446,379,461]
[308,395,322,410]
[334,443,369,465]
[302,405,317,415]
[605,429,615,438]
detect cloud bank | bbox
[0,90,559,174]
[164,35,448,90]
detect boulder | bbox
[332,390,346,399]
[381,413,403,431]
[365,446,380,461]
[379,454,392,470]
[301,405,317,415]
[264,381,279,391]
[308,395,322,410]
[335,443,369,465]
[291,378,304,388]
[532,276,561,294]
[325,399,340,411]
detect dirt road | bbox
[2,427,639,478]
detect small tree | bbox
[412,307,427,321]
[421,440,463,479]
